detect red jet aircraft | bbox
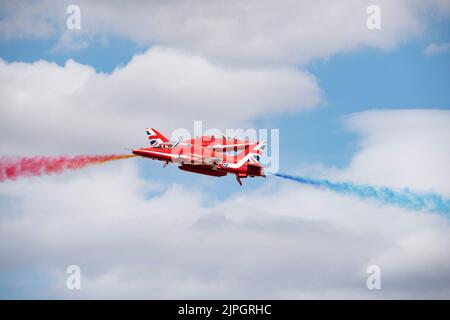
[132,128,266,185]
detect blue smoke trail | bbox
[275,173,450,216]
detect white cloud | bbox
[424,42,450,56]
[0,47,320,155]
[0,0,58,40]
[1,109,449,299]
[1,0,450,299]
[2,0,450,65]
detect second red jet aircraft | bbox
[132,128,266,185]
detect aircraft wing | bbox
[179,153,224,166]
[206,142,254,152]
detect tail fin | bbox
[145,128,169,147]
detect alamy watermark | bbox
[66,5,81,30]
[66,264,81,290]
[366,264,381,290]
[366,5,381,30]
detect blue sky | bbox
[280,40,450,170]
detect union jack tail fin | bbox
[146,128,169,147]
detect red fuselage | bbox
[132,136,265,185]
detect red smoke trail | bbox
[0,154,136,182]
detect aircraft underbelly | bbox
[178,164,227,177]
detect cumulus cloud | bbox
[1,109,449,299]
[0,47,320,155]
[1,0,449,300]
[2,0,450,65]
[341,109,450,196]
